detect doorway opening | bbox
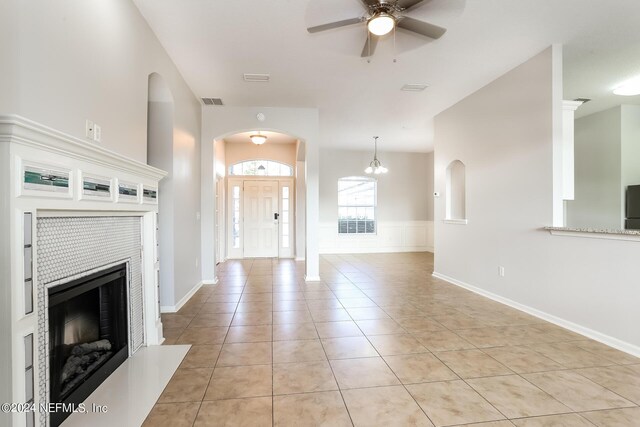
[218,131,299,259]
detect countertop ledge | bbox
[544,226,640,235]
[544,226,640,239]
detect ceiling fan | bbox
[307,0,447,57]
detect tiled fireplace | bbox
[0,116,167,427]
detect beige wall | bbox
[225,142,297,168]
[319,149,434,223]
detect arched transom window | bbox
[229,160,293,176]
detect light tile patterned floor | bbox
[144,253,640,426]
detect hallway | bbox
[149,253,640,426]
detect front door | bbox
[243,180,279,257]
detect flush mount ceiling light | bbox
[365,136,388,175]
[367,12,395,36]
[250,133,267,145]
[613,76,640,96]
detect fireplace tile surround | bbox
[0,116,168,427]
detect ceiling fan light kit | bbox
[307,0,447,58]
[368,12,395,36]
[365,136,388,175]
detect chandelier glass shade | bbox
[367,13,395,36]
[250,133,267,145]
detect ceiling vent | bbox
[243,73,270,83]
[202,98,223,106]
[573,98,591,104]
[401,84,428,92]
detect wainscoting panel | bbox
[318,221,434,254]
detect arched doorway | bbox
[215,130,300,260]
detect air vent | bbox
[401,84,428,92]
[202,98,224,106]
[243,73,270,83]
[573,98,591,104]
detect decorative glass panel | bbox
[83,175,112,198]
[118,181,139,202]
[232,185,241,248]
[23,165,70,193]
[24,333,34,427]
[23,213,33,315]
[143,186,158,202]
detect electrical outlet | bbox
[196,212,201,220]
[85,120,94,139]
[93,124,101,142]
[499,266,505,277]
[195,258,199,268]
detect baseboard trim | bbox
[320,247,433,255]
[160,281,204,314]
[202,277,219,285]
[295,257,305,262]
[432,271,640,358]
[304,275,321,282]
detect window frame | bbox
[337,176,377,235]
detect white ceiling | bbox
[133,0,640,152]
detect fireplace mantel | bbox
[0,115,168,427]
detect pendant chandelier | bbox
[365,136,388,175]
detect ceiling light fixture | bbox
[367,12,395,36]
[250,133,267,145]
[365,136,388,175]
[613,76,640,96]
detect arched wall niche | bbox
[446,160,466,221]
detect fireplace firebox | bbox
[48,264,129,427]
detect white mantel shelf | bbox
[0,115,166,182]
[544,226,640,242]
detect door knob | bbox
[274,213,279,220]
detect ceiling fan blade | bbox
[307,17,363,33]
[361,35,379,57]
[397,16,446,39]
[396,0,434,11]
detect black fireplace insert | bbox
[48,263,129,427]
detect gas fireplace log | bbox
[71,339,112,356]
[60,352,113,396]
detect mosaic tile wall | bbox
[36,216,144,426]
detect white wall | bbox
[567,107,622,229]
[0,0,203,310]
[434,46,640,354]
[201,106,320,280]
[319,149,434,253]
